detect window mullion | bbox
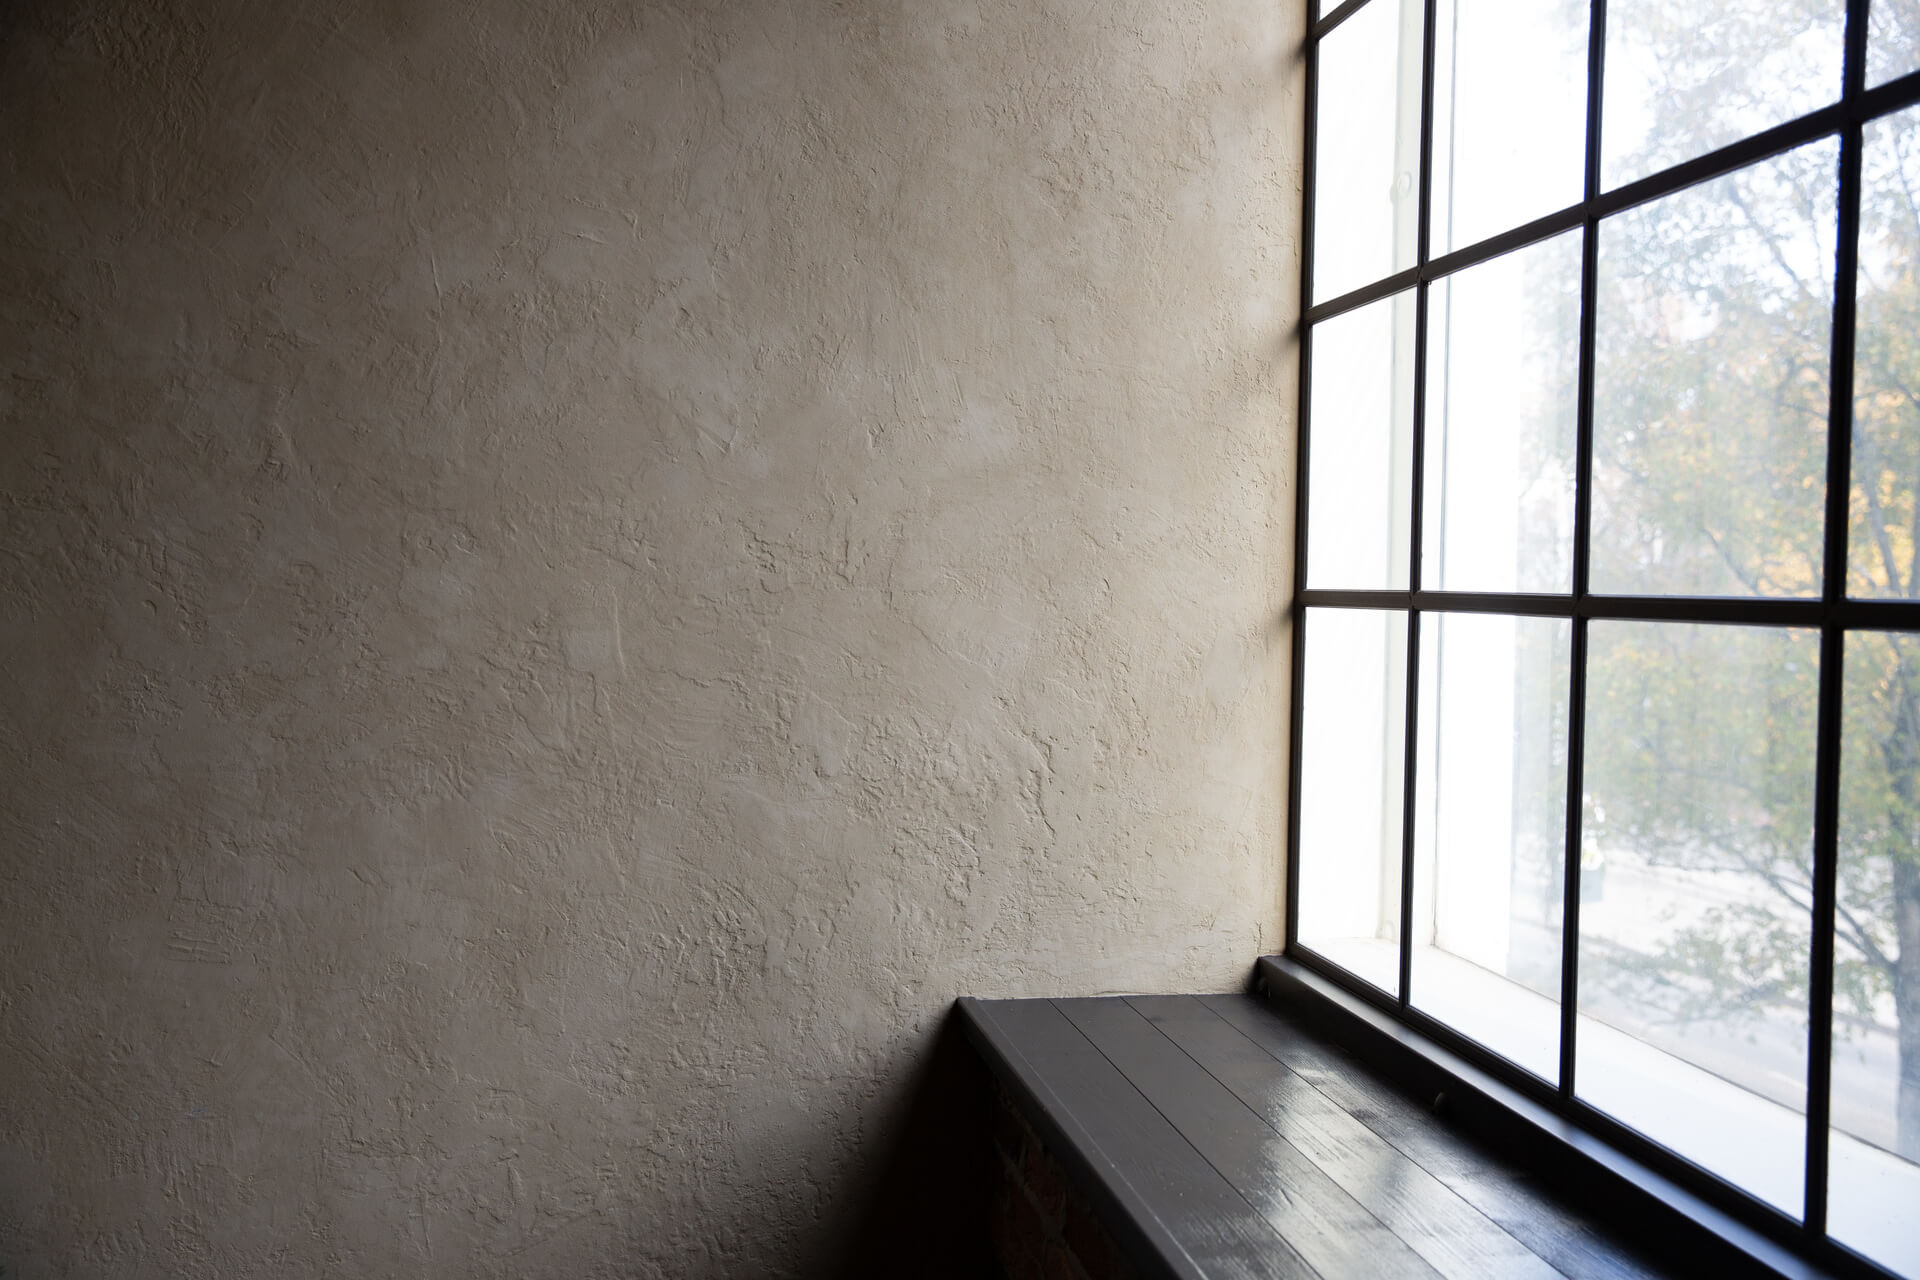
[1397,0,1439,1007]
[1285,13,1323,959]
[1807,623,1846,1237]
[1804,0,1871,1237]
[1559,0,1608,1101]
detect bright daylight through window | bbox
[1289,1,1920,1275]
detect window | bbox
[1288,2,1920,1275]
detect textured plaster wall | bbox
[0,0,1302,1274]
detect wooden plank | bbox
[1128,995,1562,1280]
[966,998,1318,1280]
[1202,995,1674,1280]
[1055,997,1443,1280]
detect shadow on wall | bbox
[828,1011,995,1278]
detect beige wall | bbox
[0,0,1302,1274]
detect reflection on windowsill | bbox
[1303,934,1399,998]
[1411,942,1559,1084]
[1296,937,1920,1278]
[1831,1129,1920,1278]
[1577,1012,1804,1215]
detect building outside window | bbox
[1289,1,1920,1274]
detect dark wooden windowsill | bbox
[958,959,1857,1280]
[1252,955,1844,1279]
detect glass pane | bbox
[1410,613,1569,1082]
[1422,231,1581,594]
[1827,631,1920,1277]
[1577,621,1818,1215]
[1869,0,1920,88]
[1601,0,1844,191]
[1308,290,1417,589]
[1850,106,1920,599]
[1297,607,1408,995]
[1430,0,1588,253]
[1313,0,1423,303]
[1591,142,1837,598]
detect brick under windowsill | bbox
[991,1082,1140,1280]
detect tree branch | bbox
[1848,423,1907,594]
[1834,897,1896,974]
[1726,183,1821,310]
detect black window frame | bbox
[1286,1,1920,1275]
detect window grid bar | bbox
[1285,9,1322,956]
[1297,588,1920,626]
[1804,0,1873,1234]
[1302,64,1920,329]
[1560,0,1608,1101]
[1397,609,1421,1004]
[1290,0,1920,1272]
[1313,0,1370,42]
[1305,588,1920,632]
[1808,626,1846,1234]
[1396,0,1440,1007]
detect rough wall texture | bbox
[0,0,1303,1274]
